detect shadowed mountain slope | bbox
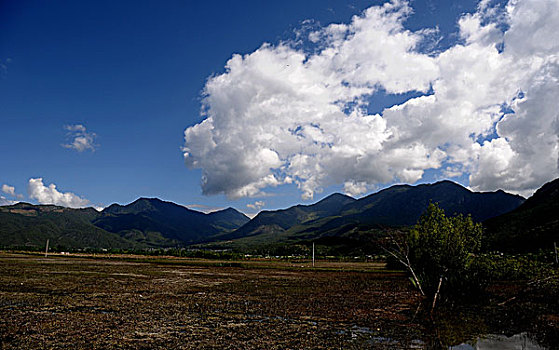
[0,203,134,250]
[0,180,536,252]
[219,193,356,241]
[339,180,525,226]
[94,198,249,244]
[226,181,525,245]
[484,178,559,252]
[1,199,250,249]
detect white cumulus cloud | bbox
[62,124,97,152]
[2,184,16,196]
[27,178,92,208]
[246,200,265,211]
[2,184,23,199]
[183,0,559,199]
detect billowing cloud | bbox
[62,124,97,152]
[2,184,24,199]
[246,200,265,211]
[183,0,559,199]
[3,184,15,196]
[27,178,91,208]
[2,184,16,196]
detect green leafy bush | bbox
[475,253,551,281]
[408,203,484,300]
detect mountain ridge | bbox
[2,179,556,253]
[0,198,249,249]
[94,198,249,244]
[484,177,559,252]
[220,192,356,241]
[223,180,525,246]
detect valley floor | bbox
[0,252,557,349]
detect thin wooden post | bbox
[554,242,558,265]
[45,239,49,258]
[312,242,315,268]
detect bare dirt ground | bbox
[0,252,422,349]
[2,252,557,349]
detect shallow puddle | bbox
[451,333,545,350]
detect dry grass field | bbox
[1,252,557,349]
[0,252,423,349]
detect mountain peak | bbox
[213,207,238,213]
[95,198,248,244]
[133,197,166,205]
[430,180,468,189]
[102,197,191,217]
[207,207,249,219]
[320,193,355,202]
[312,192,356,211]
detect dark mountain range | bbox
[0,203,134,250]
[206,207,253,232]
[219,193,356,241]
[2,179,550,253]
[94,198,250,244]
[484,178,559,252]
[339,180,524,225]
[224,181,525,246]
[0,199,249,250]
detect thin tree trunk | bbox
[431,275,443,312]
[382,246,425,296]
[405,255,425,296]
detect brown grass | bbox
[0,252,421,349]
[2,252,557,349]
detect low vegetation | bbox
[0,252,557,349]
[384,203,558,312]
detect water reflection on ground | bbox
[451,333,545,349]
[364,332,546,349]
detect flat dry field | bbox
[0,252,422,349]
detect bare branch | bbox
[381,231,425,296]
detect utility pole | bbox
[45,239,49,258]
[312,242,315,268]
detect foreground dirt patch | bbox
[0,253,421,349]
[3,253,556,349]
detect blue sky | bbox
[1,0,558,214]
